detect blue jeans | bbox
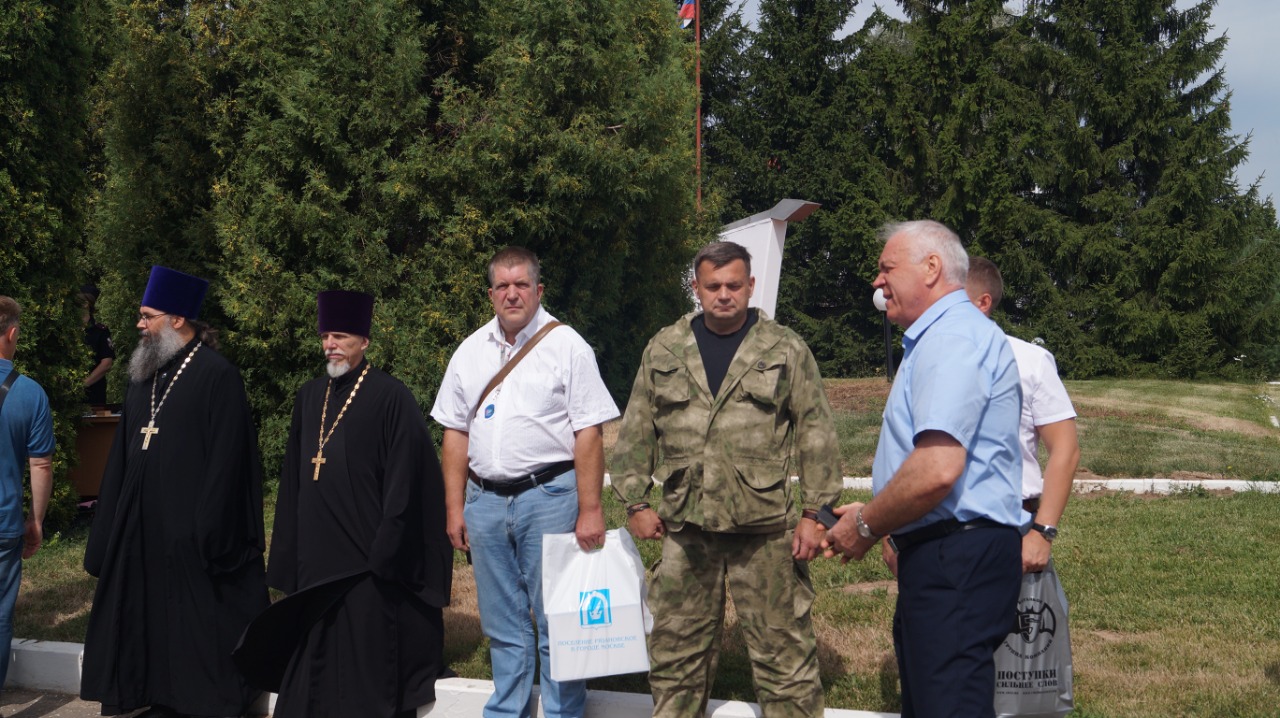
[464,469,585,718]
[0,534,22,688]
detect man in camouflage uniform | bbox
[612,241,842,718]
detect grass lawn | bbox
[15,378,1280,717]
[825,377,1280,481]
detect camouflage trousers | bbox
[646,524,823,718]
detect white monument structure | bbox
[716,199,820,317]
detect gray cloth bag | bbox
[994,558,1074,718]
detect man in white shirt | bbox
[431,246,620,718]
[966,257,1081,572]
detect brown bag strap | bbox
[467,321,563,425]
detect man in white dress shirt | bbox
[431,246,620,718]
[966,257,1080,572]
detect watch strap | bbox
[1031,522,1058,541]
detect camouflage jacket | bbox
[611,310,842,533]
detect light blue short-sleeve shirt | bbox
[0,360,55,538]
[871,290,1022,533]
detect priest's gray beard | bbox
[326,360,351,379]
[128,323,188,383]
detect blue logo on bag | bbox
[579,590,612,627]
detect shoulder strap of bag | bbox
[0,369,20,417]
[467,321,563,425]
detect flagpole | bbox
[695,0,702,212]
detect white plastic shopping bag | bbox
[542,528,652,681]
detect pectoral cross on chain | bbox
[311,452,326,481]
[140,421,160,451]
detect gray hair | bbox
[880,220,968,285]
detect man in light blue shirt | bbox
[825,220,1022,718]
[0,296,54,690]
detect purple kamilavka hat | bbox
[317,290,375,337]
[141,266,208,319]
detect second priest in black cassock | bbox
[236,290,452,718]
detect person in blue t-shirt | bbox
[824,221,1023,718]
[0,296,55,689]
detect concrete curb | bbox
[4,641,893,717]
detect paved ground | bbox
[0,691,266,718]
[0,689,108,718]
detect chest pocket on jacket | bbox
[651,359,690,408]
[737,356,785,408]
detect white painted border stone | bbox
[2,641,891,717]
[6,639,81,692]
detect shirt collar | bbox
[903,289,970,349]
[487,305,553,348]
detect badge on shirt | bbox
[484,404,495,419]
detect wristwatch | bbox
[1030,523,1058,542]
[856,508,881,540]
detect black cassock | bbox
[236,359,452,718]
[82,338,269,716]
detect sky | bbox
[740,0,1280,206]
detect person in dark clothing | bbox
[236,290,452,718]
[80,284,115,407]
[81,266,269,718]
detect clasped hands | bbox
[819,502,877,562]
[626,502,883,565]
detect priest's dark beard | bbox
[128,324,188,383]
[326,360,351,378]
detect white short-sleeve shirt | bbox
[430,306,620,480]
[1008,336,1077,499]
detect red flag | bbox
[679,0,694,29]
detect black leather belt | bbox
[469,460,575,497]
[890,517,1006,553]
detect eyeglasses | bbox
[137,312,169,323]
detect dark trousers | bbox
[893,524,1021,718]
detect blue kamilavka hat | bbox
[317,290,375,338]
[141,266,209,319]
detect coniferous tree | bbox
[707,0,902,375]
[86,0,241,371]
[207,0,696,466]
[440,0,698,397]
[862,0,1054,261]
[699,0,756,219]
[0,0,94,528]
[209,0,461,461]
[851,0,1280,377]
[1019,0,1280,376]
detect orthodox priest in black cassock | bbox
[82,266,269,717]
[235,290,452,718]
